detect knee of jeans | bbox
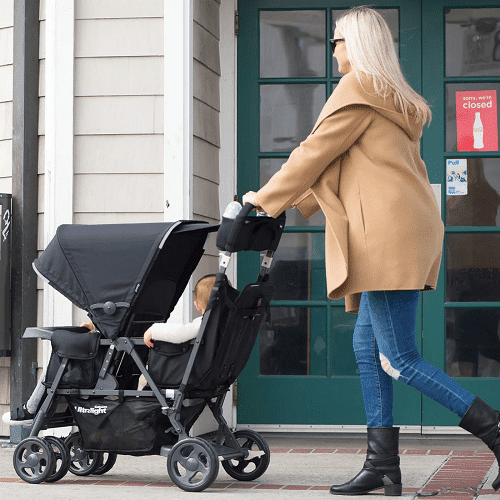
[379,353,401,380]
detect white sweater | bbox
[148,316,202,344]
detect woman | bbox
[243,6,500,497]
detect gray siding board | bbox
[194,0,220,40]
[0,140,12,177]
[0,65,12,103]
[75,0,164,20]
[75,19,164,58]
[75,57,163,96]
[193,175,220,221]
[74,96,163,135]
[193,59,220,111]
[0,27,13,66]
[193,21,220,75]
[0,0,13,29]
[75,135,163,174]
[0,102,12,141]
[194,98,220,147]
[193,136,219,183]
[74,173,164,213]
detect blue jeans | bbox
[353,290,475,428]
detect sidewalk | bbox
[1,433,500,499]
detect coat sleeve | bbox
[255,105,373,217]
[149,317,202,344]
[293,189,321,219]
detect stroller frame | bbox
[12,203,285,492]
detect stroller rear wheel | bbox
[64,432,101,476]
[167,437,219,492]
[13,437,56,484]
[93,452,118,475]
[44,436,71,482]
[221,429,270,481]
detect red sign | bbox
[456,90,498,152]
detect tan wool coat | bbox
[255,71,444,313]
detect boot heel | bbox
[384,483,402,496]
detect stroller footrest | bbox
[212,443,247,460]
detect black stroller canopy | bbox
[34,221,218,339]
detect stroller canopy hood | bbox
[34,221,217,339]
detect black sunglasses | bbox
[329,38,345,54]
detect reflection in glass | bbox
[260,10,326,78]
[446,234,500,302]
[446,308,500,377]
[267,232,326,301]
[260,84,325,152]
[446,9,500,77]
[447,158,500,226]
[446,83,500,151]
[330,308,358,376]
[331,9,399,77]
[260,158,326,226]
[260,307,326,375]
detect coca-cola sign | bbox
[456,90,498,152]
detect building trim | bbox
[43,0,74,332]
[164,0,193,324]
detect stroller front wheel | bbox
[13,437,56,484]
[43,436,71,482]
[167,437,219,492]
[64,431,101,476]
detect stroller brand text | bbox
[74,405,107,415]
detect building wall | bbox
[192,0,221,284]
[0,0,14,438]
[0,0,225,436]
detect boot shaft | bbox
[459,396,500,450]
[367,427,400,460]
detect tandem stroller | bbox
[11,203,285,492]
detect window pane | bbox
[260,306,326,375]
[260,10,326,78]
[267,232,326,301]
[260,84,325,152]
[446,9,500,77]
[260,159,326,226]
[446,234,500,301]
[332,9,398,78]
[330,307,358,376]
[446,308,500,377]
[446,158,500,226]
[445,83,500,152]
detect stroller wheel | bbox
[13,437,56,484]
[167,437,219,492]
[43,436,71,482]
[64,432,101,476]
[92,452,118,475]
[221,429,270,481]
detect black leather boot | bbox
[459,396,500,490]
[330,427,402,496]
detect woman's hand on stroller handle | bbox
[242,192,260,211]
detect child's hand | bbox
[80,321,95,332]
[144,328,154,348]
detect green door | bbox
[422,0,500,427]
[237,0,500,427]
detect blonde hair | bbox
[336,6,431,125]
[194,274,217,311]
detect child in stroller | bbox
[10,204,285,492]
[2,274,218,425]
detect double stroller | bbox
[12,203,285,492]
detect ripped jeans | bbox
[353,290,475,428]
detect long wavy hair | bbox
[336,6,432,125]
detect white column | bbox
[164,0,193,323]
[43,0,74,334]
[219,0,238,430]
